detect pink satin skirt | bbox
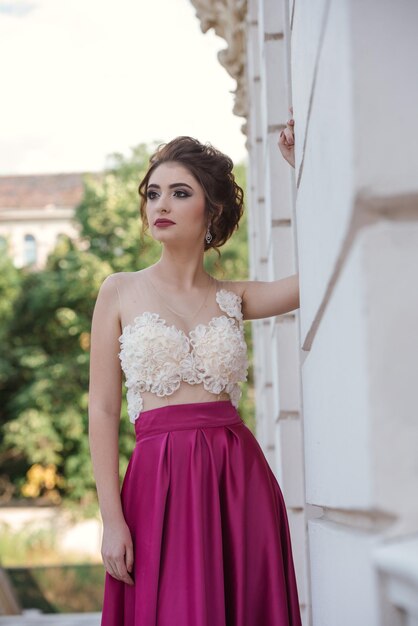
[101,400,302,626]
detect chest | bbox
[118,288,247,375]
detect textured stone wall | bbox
[244,0,309,622]
[293,1,418,624]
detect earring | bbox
[205,225,212,244]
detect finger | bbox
[102,555,114,578]
[279,135,290,150]
[285,123,294,137]
[106,555,125,583]
[113,556,126,579]
[284,128,294,145]
[104,558,119,581]
[114,556,134,586]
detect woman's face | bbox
[145,162,207,247]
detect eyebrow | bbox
[147,182,194,190]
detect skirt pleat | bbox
[101,400,302,626]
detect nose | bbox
[154,192,170,212]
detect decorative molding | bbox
[190,0,248,125]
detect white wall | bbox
[246,0,418,624]
[245,0,309,622]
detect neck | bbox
[150,245,208,290]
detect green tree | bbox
[0,240,113,511]
[75,143,160,272]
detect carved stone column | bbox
[190,0,248,130]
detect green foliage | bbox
[0,142,254,513]
[75,143,160,271]
[0,239,114,506]
[0,253,21,333]
[0,254,21,392]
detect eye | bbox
[174,190,190,198]
[146,190,157,200]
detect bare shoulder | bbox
[104,270,132,285]
[113,269,148,284]
[216,276,300,320]
[101,269,145,291]
[215,278,246,300]
[92,273,120,317]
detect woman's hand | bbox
[101,518,135,585]
[278,106,295,168]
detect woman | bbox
[89,110,300,626]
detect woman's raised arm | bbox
[234,111,298,320]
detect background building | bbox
[0,173,87,270]
[191,1,418,624]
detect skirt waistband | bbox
[134,400,244,441]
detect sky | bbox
[0,0,247,175]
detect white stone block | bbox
[270,223,296,278]
[287,509,308,607]
[295,0,353,342]
[309,519,382,626]
[302,229,372,508]
[295,0,418,341]
[246,17,261,80]
[260,38,288,129]
[349,0,418,196]
[265,132,294,222]
[302,221,418,533]
[363,222,418,533]
[274,417,305,508]
[274,315,301,414]
[259,0,286,34]
[290,0,330,173]
[263,443,277,475]
[260,383,277,447]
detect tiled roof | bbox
[0,172,102,210]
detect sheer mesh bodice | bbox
[114,271,249,423]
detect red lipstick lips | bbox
[154,218,175,226]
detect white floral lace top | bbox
[118,289,249,423]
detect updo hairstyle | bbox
[138,136,244,256]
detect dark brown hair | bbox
[138,136,244,257]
